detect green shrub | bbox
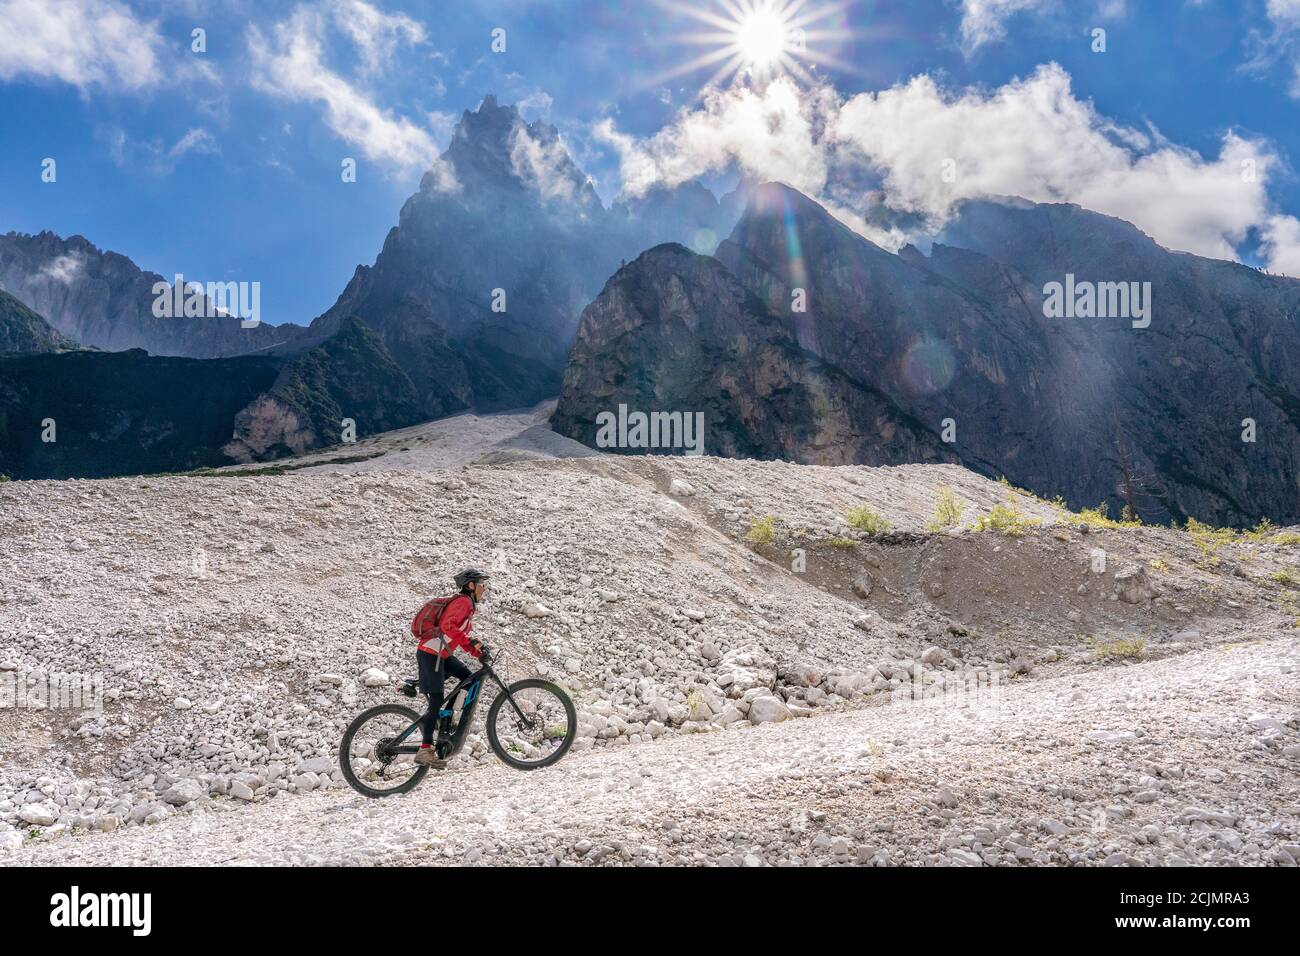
[746,515,777,546]
[925,485,965,531]
[1243,518,1277,540]
[971,500,1040,537]
[845,506,892,536]
[996,475,1035,498]
[1186,517,1236,563]
[1060,502,1141,529]
[1094,637,1146,661]
[1242,519,1300,547]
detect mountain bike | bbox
[339,649,576,798]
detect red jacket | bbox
[416,594,481,659]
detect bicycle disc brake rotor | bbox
[499,688,568,758]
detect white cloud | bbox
[959,0,1127,53]
[1261,0,1300,97]
[597,78,834,200]
[40,253,85,284]
[516,90,554,119]
[1263,214,1300,275]
[330,0,425,76]
[1268,0,1300,24]
[1096,0,1128,21]
[598,65,1300,275]
[960,0,1052,52]
[0,0,165,90]
[510,126,584,205]
[102,125,220,174]
[248,5,454,184]
[169,127,218,159]
[833,64,1280,263]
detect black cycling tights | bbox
[418,652,472,746]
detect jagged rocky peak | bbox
[428,93,601,211]
[308,97,745,422]
[441,94,524,186]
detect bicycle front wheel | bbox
[339,703,429,798]
[486,679,576,770]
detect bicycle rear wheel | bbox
[339,703,429,798]
[486,679,576,770]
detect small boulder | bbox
[229,781,255,801]
[748,695,791,724]
[18,804,57,827]
[161,779,205,807]
[1114,565,1153,604]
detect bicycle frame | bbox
[387,660,534,761]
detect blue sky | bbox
[3,0,1300,327]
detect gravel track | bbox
[14,634,1298,866]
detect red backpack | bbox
[411,596,455,655]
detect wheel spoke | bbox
[342,708,425,795]
[491,686,572,766]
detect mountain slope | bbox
[0,349,281,479]
[0,315,433,478]
[224,315,424,462]
[0,288,74,354]
[305,96,742,419]
[551,242,955,463]
[0,231,300,357]
[555,183,1300,527]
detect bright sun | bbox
[736,8,789,67]
[654,0,850,90]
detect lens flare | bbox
[899,336,957,396]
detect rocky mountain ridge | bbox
[0,231,299,358]
[303,96,741,420]
[555,183,1300,527]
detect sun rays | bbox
[651,0,857,92]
